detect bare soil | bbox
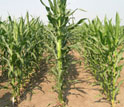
[0,52,124,107]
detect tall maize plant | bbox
[40,0,85,105]
[0,14,44,105]
[81,13,124,107]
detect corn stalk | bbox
[40,0,85,105]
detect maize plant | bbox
[81,13,124,107]
[0,14,44,106]
[40,0,85,105]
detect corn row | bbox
[81,13,124,107]
[0,13,44,105]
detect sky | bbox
[0,0,124,24]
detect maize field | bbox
[0,0,124,107]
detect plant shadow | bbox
[18,58,49,105]
[0,92,12,107]
[63,52,88,105]
[0,67,8,84]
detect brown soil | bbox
[0,52,124,107]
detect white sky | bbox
[0,0,124,24]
